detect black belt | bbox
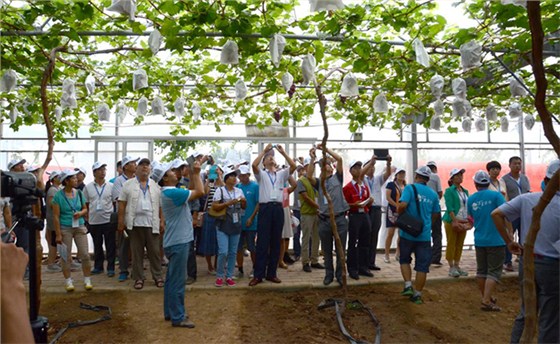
[534,254,559,262]
[260,202,282,206]
[319,212,346,220]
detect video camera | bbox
[1,171,44,240]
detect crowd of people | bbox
[1,149,558,339]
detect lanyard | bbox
[490,180,501,192]
[226,187,236,200]
[353,182,364,199]
[94,182,106,198]
[62,190,79,212]
[137,177,149,198]
[457,188,467,206]
[266,171,277,188]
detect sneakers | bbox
[215,278,224,287]
[237,269,244,278]
[448,267,460,278]
[225,278,236,287]
[410,294,423,304]
[383,256,390,263]
[91,268,104,275]
[401,286,414,296]
[70,261,82,271]
[249,269,254,278]
[84,278,93,291]
[46,264,62,273]
[107,270,115,277]
[118,272,129,282]
[457,268,469,276]
[185,276,196,285]
[303,263,312,273]
[65,279,75,292]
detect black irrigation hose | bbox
[318,298,381,344]
[49,303,112,344]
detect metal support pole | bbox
[519,114,526,171]
[411,122,418,171]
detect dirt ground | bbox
[41,277,522,343]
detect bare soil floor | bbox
[42,277,521,344]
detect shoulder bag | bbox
[395,185,423,237]
[207,187,227,221]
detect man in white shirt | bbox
[362,155,392,271]
[112,155,138,282]
[118,158,164,289]
[84,162,116,277]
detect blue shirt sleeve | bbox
[163,188,191,207]
[400,185,413,205]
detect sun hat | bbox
[7,158,26,170]
[473,170,491,185]
[415,166,432,177]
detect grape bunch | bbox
[273,109,282,122]
[288,84,296,99]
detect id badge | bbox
[141,196,151,211]
[358,208,364,213]
[270,189,279,201]
[72,215,79,228]
[232,212,239,224]
[96,200,103,211]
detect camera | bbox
[1,171,44,238]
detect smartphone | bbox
[186,155,196,166]
[374,149,389,160]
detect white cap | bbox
[222,166,239,180]
[27,165,40,173]
[545,159,560,179]
[122,155,139,167]
[449,168,466,178]
[426,161,437,167]
[60,169,79,183]
[349,160,362,169]
[238,165,251,175]
[151,162,173,183]
[238,159,249,166]
[75,166,87,176]
[415,166,432,177]
[48,170,61,181]
[191,151,204,158]
[473,170,491,185]
[303,157,312,166]
[172,159,187,169]
[151,160,160,169]
[7,158,26,170]
[92,162,107,171]
[395,167,406,175]
[296,164,304,170]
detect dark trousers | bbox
[347,212,371,274]
[292,209,301,257]
[186,241,197,279]
[505,218,520,265]
[89,222,116,272]
[319,215,348,281]
[118,232,130,274]
[431,212,443,264]
[511,258,559,344]
[254,203,284,280]
[368,206,382,267]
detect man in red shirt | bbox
[343,160,374,280]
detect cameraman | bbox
[7,159,30,279]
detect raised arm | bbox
[276,144,297,174]
[252,143,273,176]
[382,155,393,182]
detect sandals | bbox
[480,302,501,312]
[134,280,144,290]
[155,278,164,288]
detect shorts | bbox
[237,231,257,252]
[475,246,505,281]
[398,238,431,273]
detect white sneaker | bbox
[249,269,254,278]
[84,279,93,291]
[46,264,62,273]
[65,279,75,292]
[383,256,390,263]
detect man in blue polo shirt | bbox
[397,166,441,304]
[236,165,259,278]
[155,160,204,328]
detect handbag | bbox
[395,185,424,237]
[207,187,226,220]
